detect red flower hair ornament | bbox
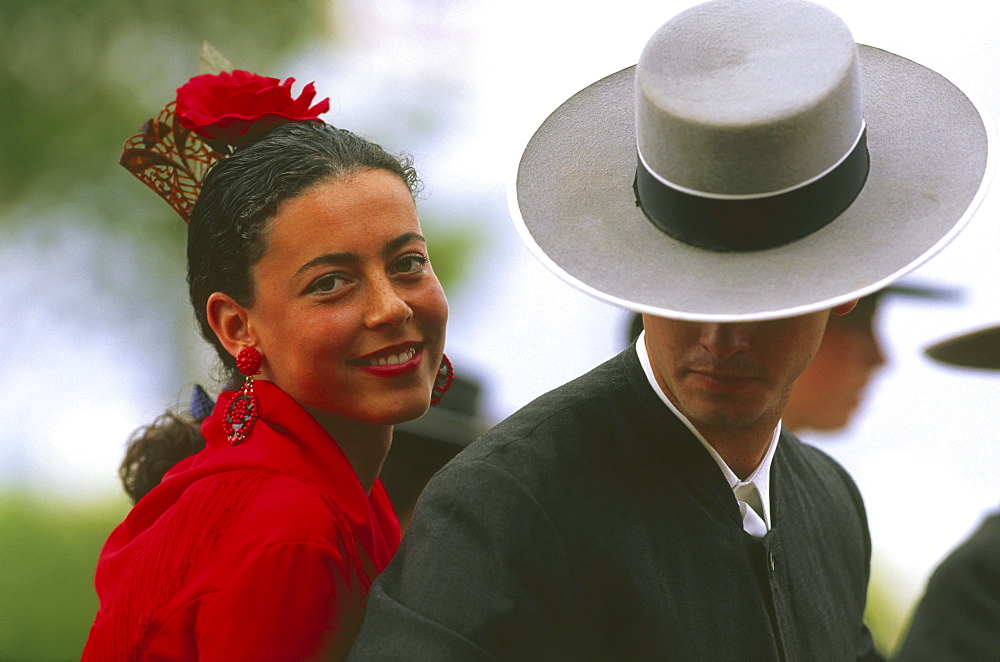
[120,63,331,222]
[176,70,331,150]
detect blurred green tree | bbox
[0,0,329,223]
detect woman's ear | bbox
[206,292,253,359]
[832,299,860,316]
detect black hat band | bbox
[633,125,870,252]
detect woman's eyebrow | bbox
[294,251,361,278]
[293,233,425,278]
[383,232,425,256]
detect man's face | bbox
[641,305,853,438]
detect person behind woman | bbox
[894,324,1000,661]
[82,66,450,661]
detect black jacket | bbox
[894,513,1000,661]
[349,346,880,660]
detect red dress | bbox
[82,381,400,661]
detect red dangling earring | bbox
[224,346,262,445]
[430,353,454,406]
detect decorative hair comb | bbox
[120,43,330,222]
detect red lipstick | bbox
[350,343,423,377]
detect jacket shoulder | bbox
[478,350,641,449]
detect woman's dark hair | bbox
[120,121,419,503]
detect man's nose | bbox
[699,323,750,359]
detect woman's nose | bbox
[864,331,887,369]
[365,278,413,329]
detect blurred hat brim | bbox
[926,325,1000,370]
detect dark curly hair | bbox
[119,122,419,503]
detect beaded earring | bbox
[224,346,262,445]
[430,354,454,406]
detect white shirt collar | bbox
[635,331,779,527]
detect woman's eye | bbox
[395,254,428,275]
[309,273,348,294]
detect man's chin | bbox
[683,401,775,434]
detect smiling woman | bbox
[82,70,449,661]
[204,163,448,490]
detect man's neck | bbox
[693,423,774,480]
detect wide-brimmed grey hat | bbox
[510,0,992,322]
[926,325,1000,370]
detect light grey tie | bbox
[734,481,768,538]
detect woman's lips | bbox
[351,345,423,377]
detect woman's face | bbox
[244,168,448,430]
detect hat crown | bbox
[637,0,863,195]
